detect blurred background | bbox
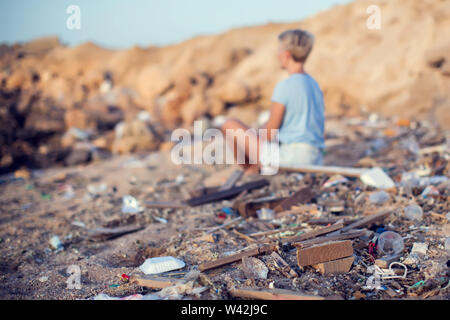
[0,0,449,173]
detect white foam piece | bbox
[139,256,185,275]
[360,167,395,189]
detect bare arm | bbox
[260,102,285,141]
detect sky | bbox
[0,0,352,49]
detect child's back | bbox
[272,73,325,150]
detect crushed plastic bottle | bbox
[404,204,423,221]
[377,231,404,256]
[369,191,390,205]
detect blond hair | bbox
[278,29,315,63]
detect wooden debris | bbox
[273,187,315,212]
[236,197,285,218]
[86,225,144,241]
[232,229,257,243]
[205,216,244,234]
[229,287,325,300]
[145,201,187,209]
[269,252,298,278]
[296,240,353,267]
[198,244,276,272]
[312,256,354,274]
[284,222,344,243]
[219,169,243,191]
[130,275,183,289]
[187,179,269,206]
[331,207,394,235]
[375,254,401,269]
[280,165,366,177]
[293,229,367,248]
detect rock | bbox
[241,257,268,280]
[112,120,161,154]
[64,148,92,166]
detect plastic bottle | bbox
[445,238,450,255]
[369,191,390,205]
[377,231,404,256]
[404,204,423,221]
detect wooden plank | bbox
[280,165,366,178]
[130,275,183,289]
[283,223,343,243]
[187,179,269,206]
[296,240,353,267]
[313,256,354,274]
[273,187,315,212]
[145,201,187,209]
[232,229,257,243]
[198,244,276,272]
[269,252,298,278]
[307,217,353,225]
[87,225,144,241]
[219,169,244,191]
[331,208,394,235]
[205,217,244,234]
[229,287,325,300]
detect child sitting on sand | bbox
[221,29,325,174]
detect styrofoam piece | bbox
[139,256,185,275]
[360,167,395,189]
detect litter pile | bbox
[0,115,448,300]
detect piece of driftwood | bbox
[296,240,353,267]
[236,197,286,218]
[187,179,270,206]
[269,252,298,278]
[145,201,188,209]
[229,287,325,300]
[292,229,367,248]
[205,216,244,234]
[307,217,353,225]
[219,169,244,191]
[130,275,183,289]
[198,244,276,272]
[232,229,257,243]
[283,222,344,243]
[330,207,394,235]
[279,165,366,178]
[273,187,315,212]
[86,225,144,241]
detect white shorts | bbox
[260,142,323,174]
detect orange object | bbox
[396,118,410,127]
[383,128,397,137]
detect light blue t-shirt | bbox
[271,73,325,149]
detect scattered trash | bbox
[421,186,439,198]
[256,208,275,220]
[87,183,108,195]
[411,242,428,257]
[122,195,144,214]
[49,236,63,251]
[404,204,423,221]
[139,257,186,275]
[322,175,348,188]
[93,293,160,300]
[369,191,390,205]
[377,231,404,256]
[360,167,395,189]
[241,257,269,280]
